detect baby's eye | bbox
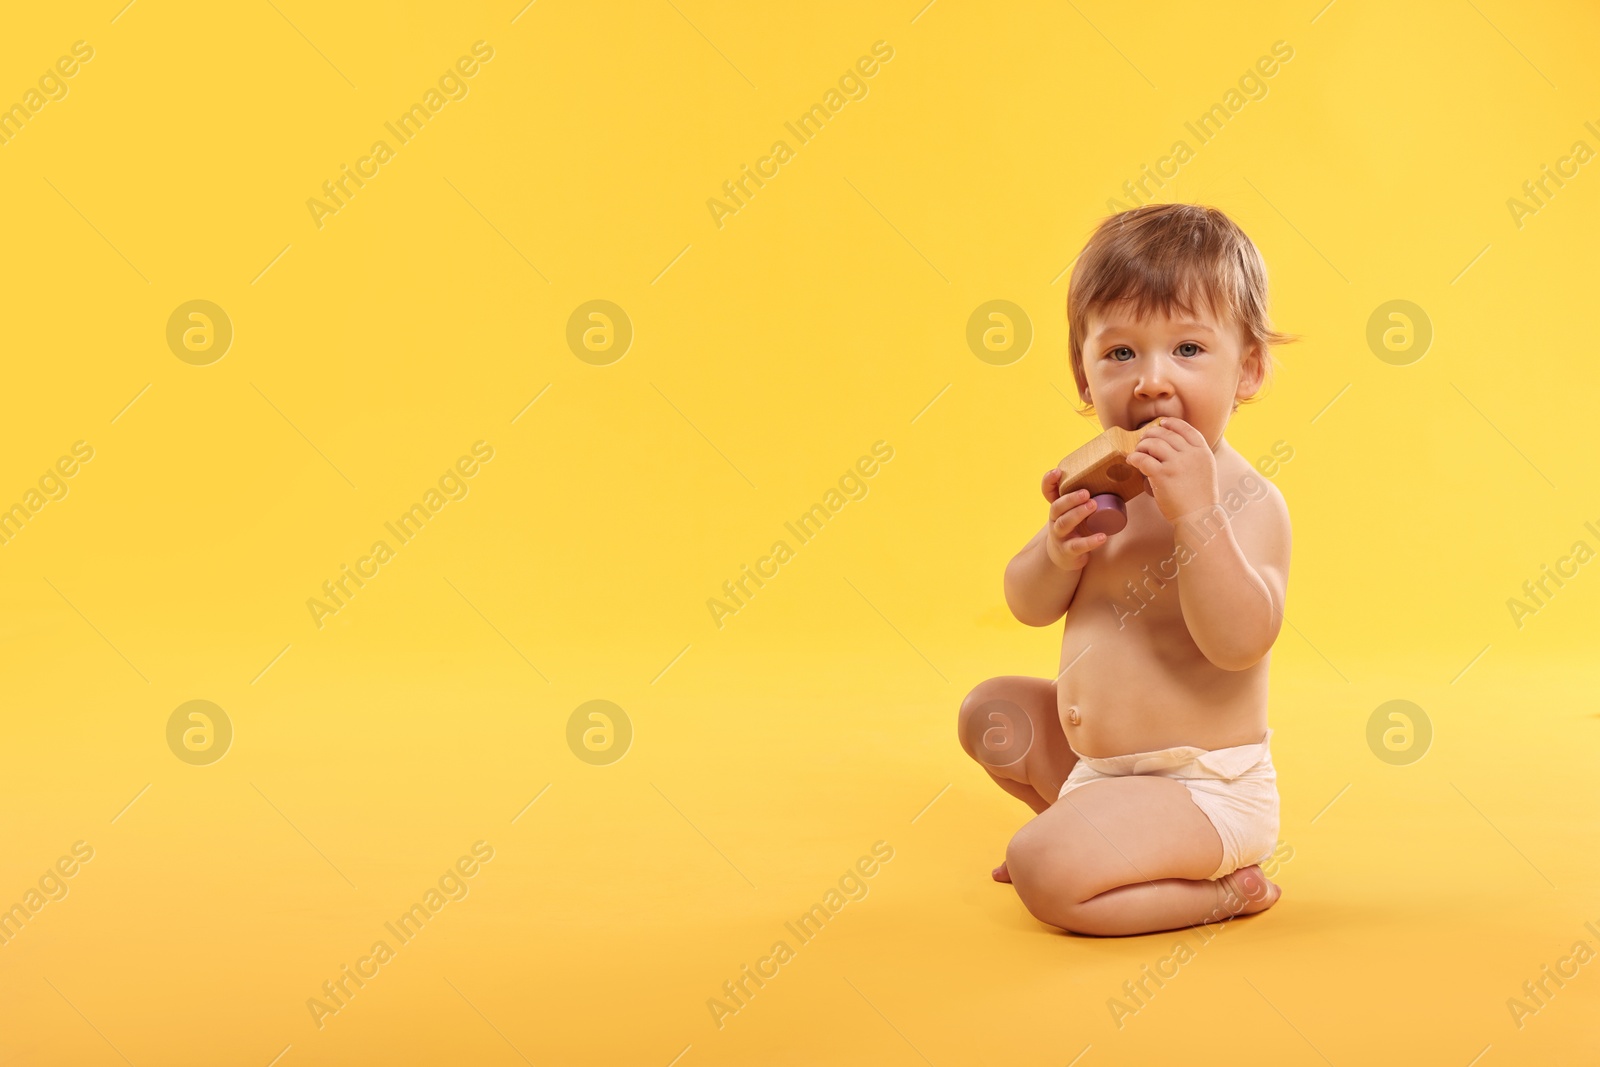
[1108,346,1135,362]
[1176,342,1203,357]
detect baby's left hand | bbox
[1124,418,1219,523]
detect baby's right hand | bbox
[1041,476,1108,572]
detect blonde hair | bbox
[1066,203,1295,416]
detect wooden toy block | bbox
[1054,424,1153,535]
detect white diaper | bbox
[1056,728,1279,880]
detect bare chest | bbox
[1070,497,1189,627]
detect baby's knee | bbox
[1005,826,1067,893]
[957,680,1000,759]
[1004,827,1044,879]
[958,679,1030,766]
[1008,828,1097,902]
[1006,832,1091,929]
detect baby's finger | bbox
[1041,468,1064,501]
[1138,423,1184,449]
[1049,487,1091,520]
[1052,497,1098,534]
[1063,531,1108,555]
[1158,417,1206,447]
[1135,437,1178,461]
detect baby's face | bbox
[1079,301,1263,449]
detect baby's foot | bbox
[1214,865,1281,918]
[992,860,1012,883]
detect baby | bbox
[959,203,1293,937]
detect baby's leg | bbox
[1005,776,1280,936]
[958,676,1077,881]
[957,676,1077,815]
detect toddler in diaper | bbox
[958,203,1293,937]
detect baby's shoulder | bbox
[1217,449,1290,537]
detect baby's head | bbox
[1067,203,1293,447]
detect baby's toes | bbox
[1218,865,1280,916]
[992,860,1012,883]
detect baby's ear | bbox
[1236,342,1267,400]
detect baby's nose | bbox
[1135,373,1174,397]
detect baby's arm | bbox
[1123,418,1289,671]
[1003,470,1110,627]
[1171,492,1290,670]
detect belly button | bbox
[1067,706,1081,725]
